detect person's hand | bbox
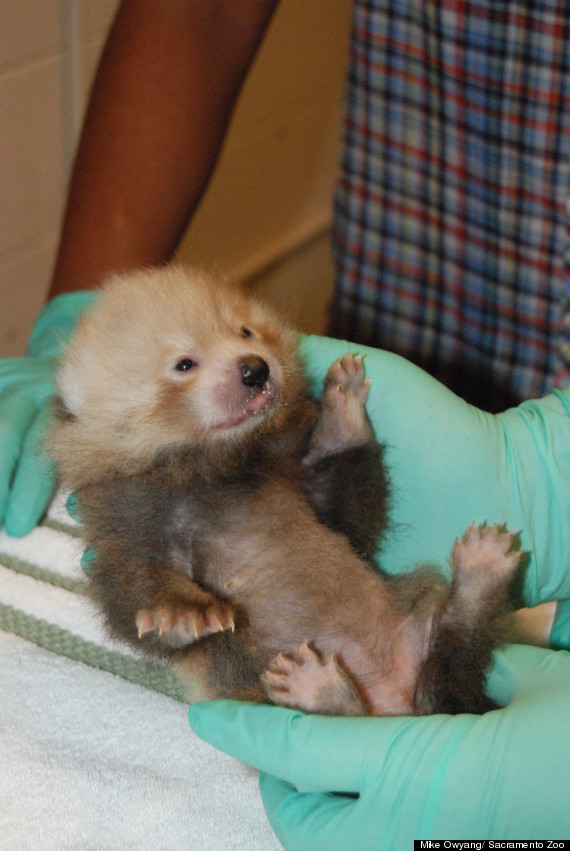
[189,334,570,845]
[0,291,96,536]
[190,645,570,848]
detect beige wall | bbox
[1,0,351,356]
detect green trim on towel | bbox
[42,516,84,538]
[0,550,86,593]
[0,602,189,703]
[0,516,196,703]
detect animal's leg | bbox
[414,524,521,715]
[304,354,373,464]
[446,523,521,624]
[176,623,269,704]
[262,641,367,716]
[303,354,389,558]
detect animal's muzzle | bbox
[240,356,270,389]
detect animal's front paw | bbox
[305,354,373,463]
[136,601,235,649]
[324,353,371,407]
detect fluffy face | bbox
[52,266,305,484]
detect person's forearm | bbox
[49,0,279,297]
[510,601,557,647]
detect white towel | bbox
[0,493,281,850]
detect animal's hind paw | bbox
[262,641,366,715]
[136,601,235,649]
[446,523,522,622]
[452,523,521,582]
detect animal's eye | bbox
[175,358,197,372]
[241,326,253,339]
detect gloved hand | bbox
[189,645,570,847]
[0,291,96,536]
[189,334,570,845]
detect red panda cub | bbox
[50,266,520,715]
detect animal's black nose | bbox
[240,356,270,388]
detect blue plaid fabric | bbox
[330,0,570,410]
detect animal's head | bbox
[52,266,306,483]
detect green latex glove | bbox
[189,645,570,847]
[0,291,96,536]
[189,334,570,845]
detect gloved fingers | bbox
[190,699,425,795]
[81,548,96,576]
[0,292,99,535]
[0,394,39,529]
[3,405,56,536]
[64,491,106,579]
[65,491,82,522]
[64,493,94,573]
[259,774,363,851]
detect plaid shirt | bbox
[330,0,570,410]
